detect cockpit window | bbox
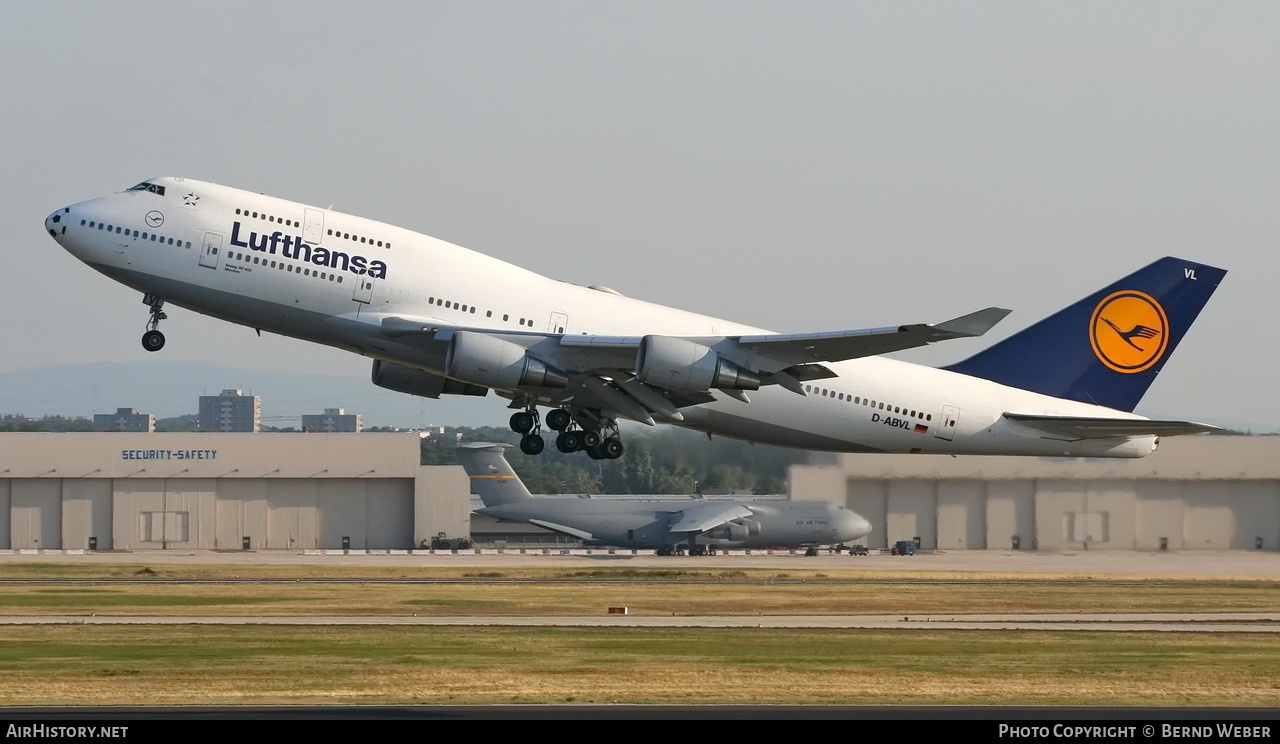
[126,182,166,196]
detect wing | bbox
[733,307,1011,365]
[666,503,756,535]
[372,307,1008,424]
[526,518,596,542]
[1004,413,1222,440]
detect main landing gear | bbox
[509,406,625,459]
[141,294,167,352]
[655,544,716,557]
[509,409,545,456]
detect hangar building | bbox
[790,435,1280,551]
[0,433,468,551]
[2,433,1278,552]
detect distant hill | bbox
[0,362,508,429]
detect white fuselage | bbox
[46,177,1155,458]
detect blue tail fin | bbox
[944,256,1226,412]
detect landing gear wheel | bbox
[805,547,818,557]
[601,438,624,459]
[546,409,572,431]
[559,431,583,453]
[581,431,601,449]
[510,411,535,434]
[585,446,604,460]
[519,434,545,456]
[141,330,166,352]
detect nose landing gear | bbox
[141,294,167,352]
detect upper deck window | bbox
[126,182,166,196]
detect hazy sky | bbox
[3,2,1277,430]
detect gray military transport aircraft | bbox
[456,442,872,555]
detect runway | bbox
[2,612,1277,632]
[3,548,1278,579]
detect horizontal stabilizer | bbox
[1004,413,1221,440]
[667,503,755,534]
[527,519,596,542]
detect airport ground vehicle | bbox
[429,533,472,550]
[891,540,918,556]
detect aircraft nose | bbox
[836,508,872,540]
[45,208,69,239]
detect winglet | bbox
[932,307,1012,338]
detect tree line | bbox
[419,426,800,495]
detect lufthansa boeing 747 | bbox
[45,177,1226,460]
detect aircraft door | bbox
[352,276,374,304]
[302,208,325,244]
[548,311,568,334]
[198,232,223,270]
[935,405,959,442]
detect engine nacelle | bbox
[370,360,488,398]
[636,336,761,392]
[716,522,750,542]
[445,331,568,389]
[708,519,761,543]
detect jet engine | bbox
[371,360,488,398]
[445,331,568,389]
[635,336,761,392]
[709,518,762,543]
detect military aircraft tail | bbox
[945,256,1226,412]
[455,442,534,506]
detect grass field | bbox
[0,563,1275,617]
[0,580,1276,616]
[0,562,1275,706]
[0,626,1277,705]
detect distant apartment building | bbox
[301,407,362,433]
[198,389,260,432]
[92,407,155,433]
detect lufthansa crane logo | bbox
[1089,290,1169,373]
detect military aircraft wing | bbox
[666,503,755,534]
[527,518,596,542]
